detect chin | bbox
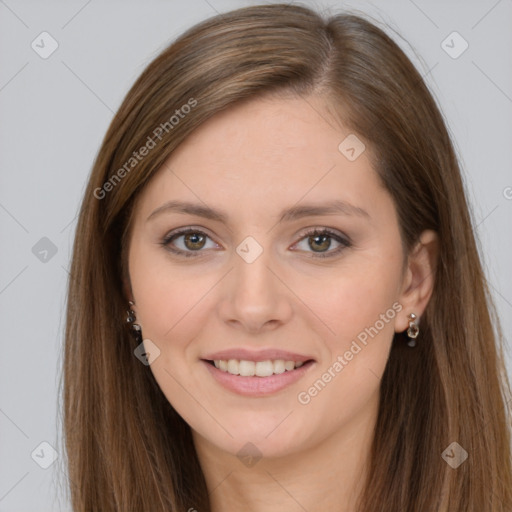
[194,411,312,461]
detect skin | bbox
[126,94,438,512]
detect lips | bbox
[200,348,316,396]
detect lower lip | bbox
[201,360,315,397]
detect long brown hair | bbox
[60,3,512,510]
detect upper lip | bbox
[202,348,314,363]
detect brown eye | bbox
[294,228,351,259]
[162,228,217,258]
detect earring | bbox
[406,313,419,347]
[126,300,142,343]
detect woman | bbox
[62,3,512,511]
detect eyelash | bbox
[161,226,351,259]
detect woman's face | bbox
[127,94,414,459]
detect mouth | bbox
[200,358,316,396]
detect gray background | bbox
[0,0,511,510]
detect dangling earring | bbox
[126,300,142,343]
[406,313,419,347]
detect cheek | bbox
[128,240,217,354]
[292,273,400,441]
[290,251,403,344]
[287,246,402,409]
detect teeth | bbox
[212,359,307,376]
[227,359,238,374]
[273,360,285,374]
[284,360,295,371]
[239,360,256,377]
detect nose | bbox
[217,244,293,334]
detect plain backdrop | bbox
[0,0,511,510]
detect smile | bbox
[202,359,315,396]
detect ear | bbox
[122,270,134,306]
[121,247,135,305]
[394,229,439,333]
[123,282,133,305]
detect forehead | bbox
[172,94,357,171]
[134,95,388,225]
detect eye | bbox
[292,228,351,259]
[161,226,351,259]
[161,227,219,258]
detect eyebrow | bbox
[146,199,370,224]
